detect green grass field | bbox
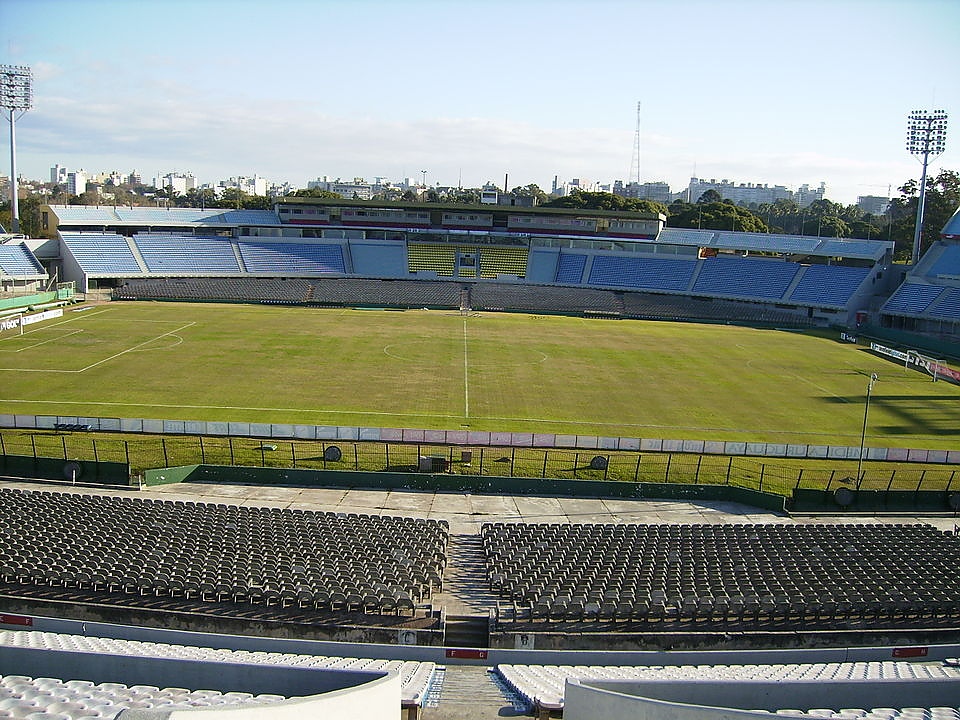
[0,301,957,450]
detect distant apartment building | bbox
[794,183,826,207]
[155,172,198,195]
[685,177,825,207]
[307,176,374,200]
[50,164,69,185]
[614,180,673,204]
[856,195,891,216]
[551,177,602,196]
[66,170,87,196]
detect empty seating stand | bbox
[881,283,946,315]
[61,233,144,274]
[788,264,871,307]
[0,488,448,621]
[496,661,960,715]
[482,521,960,629]
[133,234,241,274]
[0,243,45,277]
[238,241,346,275]
[0,629,437,709]
[692,256,801,300]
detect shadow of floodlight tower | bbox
[856,373,879,489]
[0,65,32,234]
[906,109,948,266]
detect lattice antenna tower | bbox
[1,65,32,234]
[906,109,947,265]
[627,101,642,187]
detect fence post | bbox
[229,437,235,465]
[260,443,265,467]
[603,457,609,481]
[479,447,484,476]
[31,435,36,459]
[199,436,205,464]
[0,434,4,455]
[541,451,548,479]
[161,438,168,467]
[355,444,359,471]
[634,454,641,482]
[695,455,702,484]
[759,464,764,492]
[93,439,99,463]
[510,447,515,477]
[795,469,803,490]
[826,469,835,491]
[947,470,956,492]
[61,435,67,460]
[574,452,579,479]
[726,456,733,484]
[291,442,297,468]
[886,470,895,492]
[664,454,671,482]
[916,470,926,492]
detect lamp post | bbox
[906,110,948,266]
[0,65,32,234]
[856,373,879,488]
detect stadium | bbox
[0,198,959,719]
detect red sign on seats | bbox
[0,614,33,626]
[445,649,488,659]
[892,647,928,658]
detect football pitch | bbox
[0,301,957,450]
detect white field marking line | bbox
[0,309,112,344]
[0,397,942,440]
[0,322,197,373]
[15,329,85,352]
[0,398,462,419]
[78,322,197,372]
[463,318,470,418]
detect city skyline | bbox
[2,0,958,206]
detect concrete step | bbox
[444,614,489,648]
[422,665,524,720]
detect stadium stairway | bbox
[422,665,519,720]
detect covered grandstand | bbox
[879,207,960,338]
[36,200,905,328]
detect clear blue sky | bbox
[2,0,958,204]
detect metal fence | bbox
[1,430,957,497]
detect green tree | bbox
[887,170,959,261]
[510,184,549,205]
[543,190,666,215]
[666,201,769,233]
[697,189,723,204]
[291,188,341,199]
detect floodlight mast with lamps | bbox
[0,65,33,235]
[906,109,948,266]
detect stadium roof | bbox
[942,205,960,240]
[657,228,892,261]
[45,205,283,227]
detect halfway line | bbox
[462,318,470,418]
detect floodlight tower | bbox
[0,65,33,234]
[906,109,948,266]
